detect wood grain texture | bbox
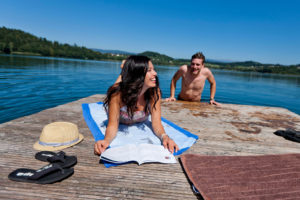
[1,94,299,199]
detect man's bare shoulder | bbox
[202,67,213,76]
[179,64,188,72]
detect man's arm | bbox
[114,60,126,84]
[206,69,221,106]
[165,66,185,102]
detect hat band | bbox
[38,137,80,147]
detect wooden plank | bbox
[1,94,300,199]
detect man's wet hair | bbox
[191,52,205,64]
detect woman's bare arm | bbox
[151,91,179,153]
[94,93,121,154]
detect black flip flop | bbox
[8,163,74,184]
[274,129,300,143]
[35,151,77,168]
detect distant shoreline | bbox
[2,52,300,76]
[1,26,299,75]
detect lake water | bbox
[1,54,300,124]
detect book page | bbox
[100,144,176,165]
[138,144,176,165]
[100,144,137,163]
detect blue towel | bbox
[82,102,198,167]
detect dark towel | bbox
[180,154,300,200]
[274,129,300,143]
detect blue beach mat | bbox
[82,102,198,167]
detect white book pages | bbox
[100,143,177,165]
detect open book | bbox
[100,143,177,165]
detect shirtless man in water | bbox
[166,52,220,105]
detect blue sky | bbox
[1,0,300,65]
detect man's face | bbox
[190,58,204,75]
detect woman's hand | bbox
[94,140,110,155]
[162,135,179,154]
[165,97,176,102]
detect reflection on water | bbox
[1,54,300,123]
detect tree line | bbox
[0,26,127,61]
[1,26,299,75]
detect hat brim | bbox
[33,133,84,151]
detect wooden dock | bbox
[1,94,300,199]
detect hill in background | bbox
[1,26,299,75]
[0,26,127,61]
[92,48,136,55]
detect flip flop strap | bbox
[47,151,66,163]
[29,163,64,180]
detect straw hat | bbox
[33,122,84,151]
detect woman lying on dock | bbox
[94,55,179,155]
